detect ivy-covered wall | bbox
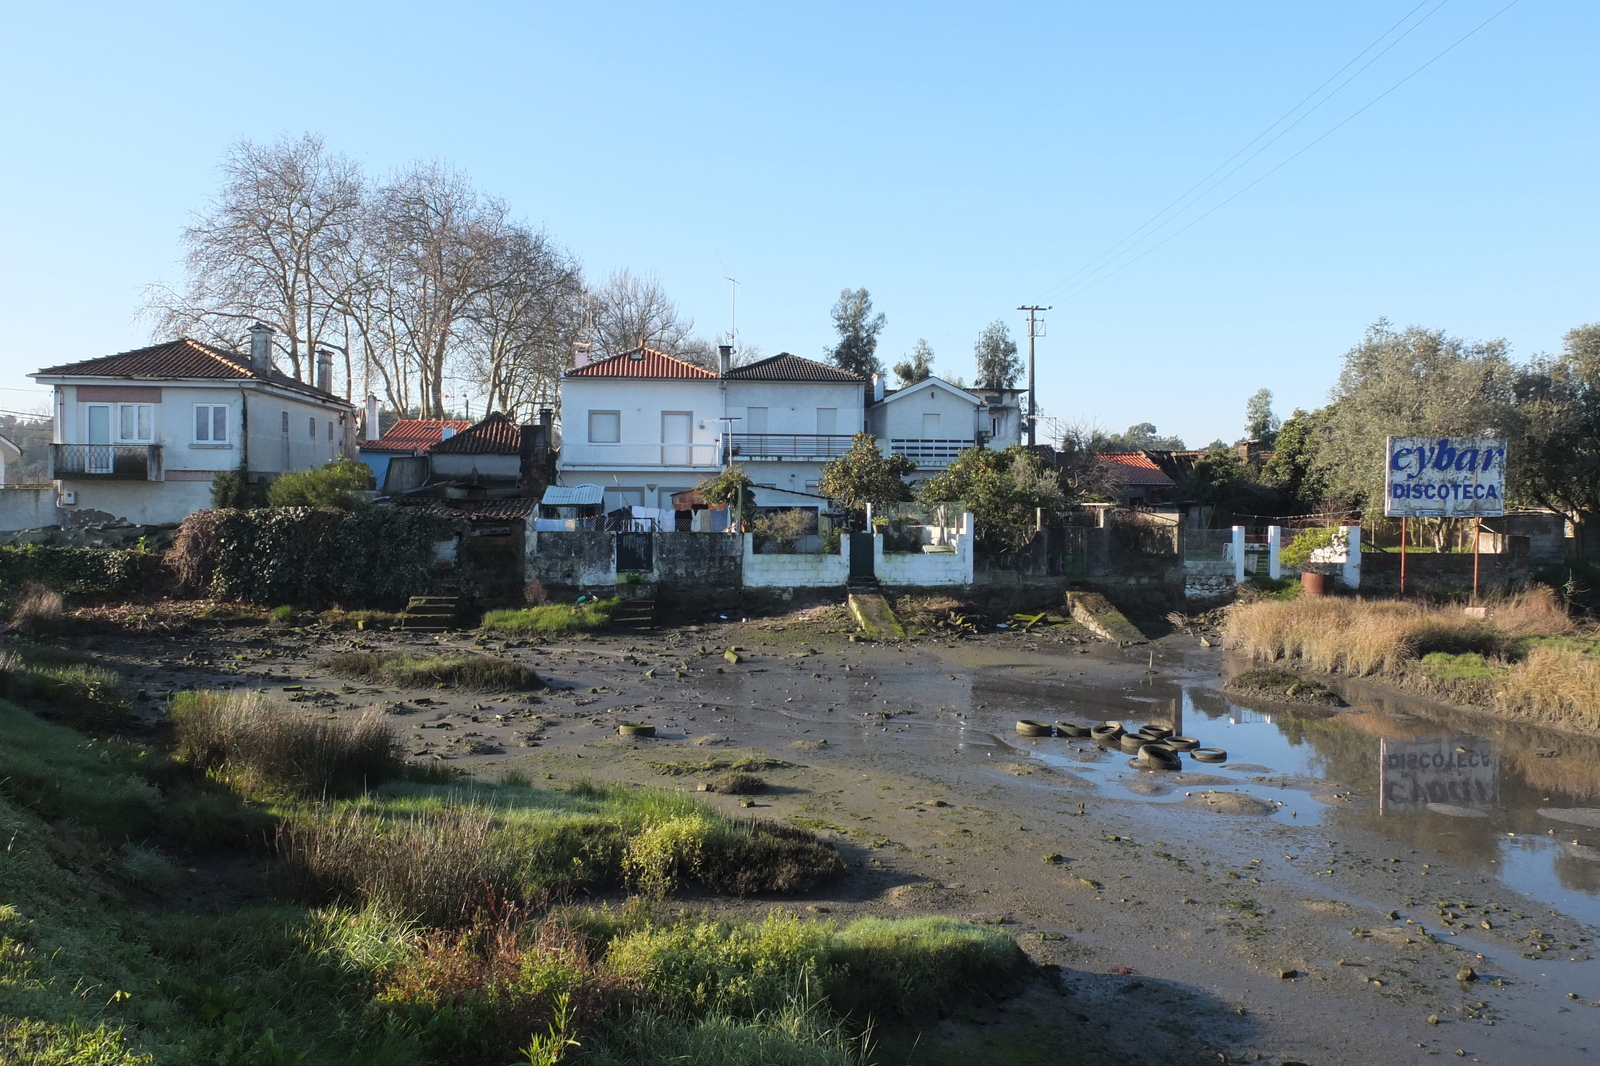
[0,545,162,600]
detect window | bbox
[194,404,228,443]
[746,407,768,434]
[816,407,837,435]
[117,403,153,442]
[922,413,941,437]
[328,421,334,441]
[309,417,316,439]
[588,410,621,443]
[281,411,289,433]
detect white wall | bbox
[742,533,849,587]
[873,513,975,586]
[559,377,722,470]
[725,379,865,436]
[0,487,60,532]
[867,380,980,444]
[55,479,214,526]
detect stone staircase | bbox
[399,595,461,632]
[608,597,657,632]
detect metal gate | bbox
[617,532,653,573]
[1057,526,1088,580]
[848,533,875,581]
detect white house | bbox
[557,346,867,510]
[864,375,1024,475]
[30,324,355,526]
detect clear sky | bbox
[1,1,1593,446]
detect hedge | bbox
[0,545,162,600]
[168,506,461,606]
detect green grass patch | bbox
[1419,651,1503,681]
[0,645,132,732]
[479,598,619,637]
[1245,575,1302,600]
[1223,668,1339,705]
[321,650,540,691]
[318,607,407,630]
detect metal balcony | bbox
[888,438,975,466]
[51,444,163,480]
[728,433,856,460]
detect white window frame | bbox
[116,403,154,443]
[588,410,621,444]
[194,403,229,444]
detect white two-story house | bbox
[865,375,1025,476]
[557,346,867,510]
[31,323,355,526]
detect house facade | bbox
[864,376,1025,476]
[30,324,355,526]
[557,347,866,510]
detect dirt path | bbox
[81,613,1600,1065]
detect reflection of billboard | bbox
[1384,436,1506,518]
[1380,736,1498,814]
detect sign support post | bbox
[1384,436,1506,598]
[1399,516,1407,595]
[1472,519,1480,601]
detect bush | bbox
[523,578,548,606]
[12,582,64,635]
[170,689,401,796]
[480,600,618,637]
[1279,526,1338,569]
[322,651,540,691]
[210,464,269,509]
[753,510,814,553]
[266,457,376,509]
[0,545,161,601]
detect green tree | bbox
[211,463,270,509]
[818,433,913,527]
[1510,323,1600,548]
[1261,407,1332,512]
[265,457,376,508]
[827,288,886,378]
[918,445,1063,552]
[893,339,935,386]
[1245,388,1280,444]
[694,464,755,529]
[1104,422,1186,452]
[1316,319,1514,513]
[973,320,1021,390]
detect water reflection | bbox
[1378,735,1498,814]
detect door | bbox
[86,404,112,473]
[661,412,692,465]
[849,533,875,580]
[617,531,654,573]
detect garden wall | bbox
[743,535,847,587]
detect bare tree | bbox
[589,269,697,361]
[145,134,362,383]
[466,228,585,419]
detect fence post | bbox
[1341,525,1361,590]
[1267,526,1282,580]
[1232,525,1246,584]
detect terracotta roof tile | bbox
[725,353,863,382]
[565,346,717,379]
[361,419,475,454]
[429,412,523,455]
[1101,452,1176,486]
[32,337,349,405]
[393,497,535,521]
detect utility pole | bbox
[724,277,739,351]
[1017,305,1050,447]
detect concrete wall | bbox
[726,379,865,436]
[0,487,59,532]
[431,452,520,481]
[744,535,847,587]
[874,513,973,586]
[657,532,743,588]
[56,478,214,527]
[526,530,616,587]
[867,378,980,444]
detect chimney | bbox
[364,394,380,441]
[441,426,456,440]
[872,373,885,403]
[539,408,554,431]
[573,343,591,369]
[718,344,733,377]
[315,348,333,394]
[247,322,273,375]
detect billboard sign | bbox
[1384,436,1506,518]
[1380,734,1498,815]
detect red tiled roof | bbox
[1101,452,1176,487]
[361,419,474,454]
[429,412,523,455]
[32,337,348,404]
[565,346,717,379]
[726,353,863,382]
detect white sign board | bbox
[1384,436,1506,518]
[1380,735,1498,815]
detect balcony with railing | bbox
[888,438,975,466]
[727,433,855,461]
[558,442,721,469]
[51,444,163,481]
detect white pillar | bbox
[958,512,975,582]
[1232,525,1247,583]
[1341,525,1361,589]
[1267,525,1282,580]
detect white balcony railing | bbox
[889,438,975,466]
[728,433,856,460]
[559,442,721,468]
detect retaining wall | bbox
[0,488,59,533]
[743,536,848,587]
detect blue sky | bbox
[1,1,1593,446]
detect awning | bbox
[541,483,604,507]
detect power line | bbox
[1052,0,1523,304]
[1039,0,1448,302]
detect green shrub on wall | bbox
[168,506,460,606]
[0,545,161,600]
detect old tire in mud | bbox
[1119,733,1149,755]
[1192,747,1228,763]
[1091,722,1125,747]
[1167,735,1200,751]
[618,723,657,738]
[1056,722,1091,738]
[1140,746,1183,771]
[1016,720,1052,737]
[1137,724,1174,741]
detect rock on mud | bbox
[1184,791,1274,815]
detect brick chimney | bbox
[247,322,273,375]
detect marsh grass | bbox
[170,689,401,796]
[0,645,132,731]
[319,607,407,630]
[322,651,540,691]
[479,599,618,637]
[705,772,766,794]
[11,582,65,636]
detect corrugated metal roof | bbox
[361,419,475,454]
[33,337,349,405]
[1101,452,1176,487]
[725,353,863,382]
[429,412,522,455]
[565,346,717,379]
[541,483,604,507]
[394,497,536,521]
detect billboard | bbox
[1384,436,1506,518]
[1379,735,1498,815]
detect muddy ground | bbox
[78,606,1600,1066]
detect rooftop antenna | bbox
[724,277,739,352]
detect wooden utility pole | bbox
[1018,305,1050,447]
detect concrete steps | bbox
[400,595,461,632]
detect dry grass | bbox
[170,689,402,795]
[322,651,540,691]
[12,583,65,636]
[1497,644,1600,733]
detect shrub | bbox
[753,509,814,553]
[522,578,548,606]
[480,600,618,637]
[266,457,376,509]
[210,464,269,509]
[1279,526,1339,569]
[321,651,540,691]
[0,545,160,601]
[705,772,765,795]
[12,582,64,635]
[170,689,401,796]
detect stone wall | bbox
[526,529,615,588]
[658,533,743,588]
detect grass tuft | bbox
[322,651,540,691]
[479,599,618,637]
